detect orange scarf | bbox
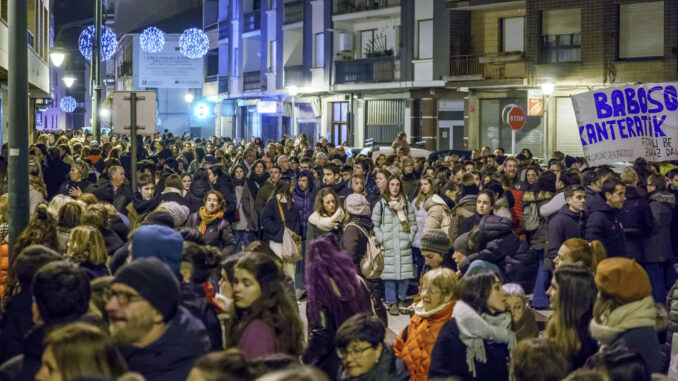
[198,207,224,234]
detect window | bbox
[418,20,433,59]
[361,29,375,58]
[331,102,349,146]
[315,33,324,68]
[619,2,664,59]
[267,41,276,72]
[502,17,524,52]
[541,8,581,63]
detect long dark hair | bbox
[268,180,294,209]
[455,272,496,314]
[305,236,372,329]
[227,251,304,356]
[545,265,597,359]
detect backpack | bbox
[346,222,385,279]
[521,202,541,232]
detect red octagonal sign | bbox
[508,106,526,130]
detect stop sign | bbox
[507,106,526,130]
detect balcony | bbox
[243,71,262,91]
[284,1,303,24]
[284,65,305,87]
[335,56,397,84]
[333,0,400,15]
[448,54,526,81]
[218,75,229,94]
[218,20,229,40]
[27,30,34,49]
[243,11,261,33]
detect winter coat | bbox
[311,181,353,207]
[181,282,222,351]
[43,157,70,200]
[585,202,625,258]
[186,213,236,254]
[260,197,301,243]
[546,205,584,260]
[160,189,190,208]
[100,227,124,256]
[240,185,257,231]
[459,212,485,236]
[665,281,678,348]
[372,198,417,281]
[125,195,161,231]
[0,242,6,296]
[0,290,32,363]
[451,195,477,239]
[424,195,455,245]
[521,191,553,251]
[79,262,111,280]
[337,346,410,381]
[644,191,675,263]
[293,170,315,240]
[120,306,210,381]
[411,197,429,248]
[341,215,375,268]
[428,318,510,381]
[609,326,662,374]
[462,215,536,291]
[393,302,455,381]
[58,179,91,197]
[307,209,345,245]
[401,172,419,201]
[29,186,44,217]
[494,196,513,221]
[185,178,212,214]
[619,186,653,260]
[212,175,237,221]
[246,172,269,202]
[254,180,276,215]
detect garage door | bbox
[555,97,584,157]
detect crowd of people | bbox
[0,129,677,380]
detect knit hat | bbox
[465,260,502,278]
[595,258,652,304]
[114,257,180,322]
[157,201,190,227]
[141,211,175,228]
[131,225,183,278]
[345,194,371,216]
[420,229,450,255]
[453,232,472,256]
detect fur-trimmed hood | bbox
[649,191,675,204]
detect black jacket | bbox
[609,326,661,374]
[340,215,375,268]
[185,212,236,255]
[585,202,625,258]
[181,282,222,351]
[212,175,237,222]
[619,186,653,260]
[120,306,210,381]
[428,319,509,380]
[260,198,301,243]
[547,205,584,260]
[185,178,212,214]
[0,290,32,363]
[58,179,92,196]
[43,157,70,200]
[644,191,675,263]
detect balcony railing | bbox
[335,56,397,84]
[218,20,229,40]
[333,0,401,15]
[27,30,34,48]
[218,75,229,94]
[243,71,262,91]
[449,54,526,80]
[449,55,482,77]
[243,11,261,33]
[284,0,303,24]
[284,65,305,87]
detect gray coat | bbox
[240,185,257,232]
[372,198,417,281]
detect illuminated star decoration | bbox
[140,27,165,53]
[179,28,209,59]
[79,25,118,61]
[60,96,77,113]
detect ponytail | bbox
[589,240,606,274]
[561,238,606,274]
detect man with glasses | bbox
[107,257,210,381]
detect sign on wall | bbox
[138,34,203,89]
[571,82,678,166]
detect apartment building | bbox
[0,0,51,140]
[447,0,678,159]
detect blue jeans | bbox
[384,279,409,305]
[233,230,247,253]
[643,262,677,304]
[531,251,551,309]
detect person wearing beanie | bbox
[450,173,478,238]
[401,157,419,200]
[157,201,190,227]
[341,194,376,269]
[589,257,663,373]
[131,225,184,278]
[107,258,210,381]
[420,229,454,272]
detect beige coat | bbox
[424,195,455,244]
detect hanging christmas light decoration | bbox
[179,28,209,59]
[79,25,118,61]
[60,96,77,113]
[140,27,165,53]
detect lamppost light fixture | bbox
[184,93,195,103]
[50,41,66,67]
[62,72,77,88]
[541,81,555,96]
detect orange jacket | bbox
[0,242,8,295]
[393,301,455,381]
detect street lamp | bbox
[50,41,66,67]
[62,72,77,88]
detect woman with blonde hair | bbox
[67,225,110,279]
[36,322,127,381]
[56,202,82,254]
[47,194,74,220]
[28,159,47,216]
[554,238,606,274]
[411,176,435,277]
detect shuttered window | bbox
[619,1,664,59]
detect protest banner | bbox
[571,82,678,166]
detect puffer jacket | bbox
[619,186,653,261]
[645,191,675,263]
[451,195,476,240]
[424,195,454,244]
[373,198,417,281]
[494,196,513,221]
[393,301,455,381]
[461,215,536,291]
[412,196,430,248]
[521,191,553,251]
[585,202,625,258]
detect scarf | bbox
[452,300,516,378]
[589,296,657,345]
[233,177,246,187]
[198,207,224,234]
[414,300,453,318]
[388,195,410,233]
[308,208,346,232]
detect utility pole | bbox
[91,0,102,142]
[8,0,29,262]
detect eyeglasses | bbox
[337,345,374,360]
[111,290,144,306]
[420,288,441,296]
